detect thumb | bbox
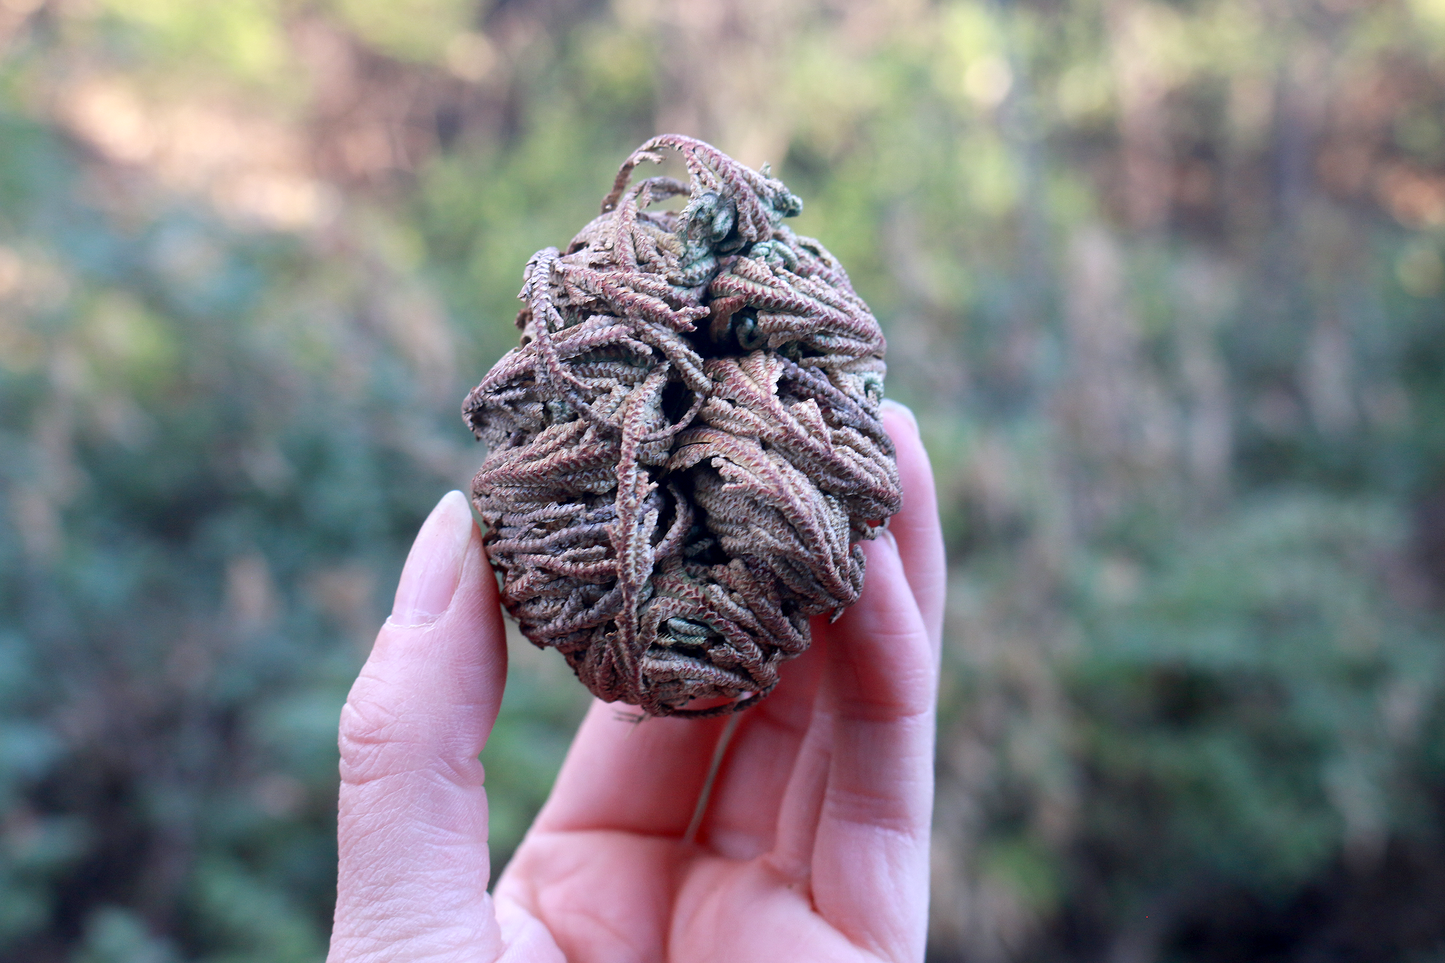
[329,490,509,963]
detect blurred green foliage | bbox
[2,0,1445,960]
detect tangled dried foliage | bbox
[463,135,900,716]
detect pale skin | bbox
[328,401,945,963]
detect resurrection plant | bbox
[463,135,901,716]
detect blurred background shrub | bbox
[2,0,1445,960]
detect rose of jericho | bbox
[462,135,901,717]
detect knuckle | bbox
[337,692,414,785]
[828,780,931,838]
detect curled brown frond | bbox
[463,135,901,717]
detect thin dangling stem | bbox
[684,710,745,847]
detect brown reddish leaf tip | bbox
[462,135,901,717]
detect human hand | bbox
[328,401,945,963]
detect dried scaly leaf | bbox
[463,135,900,716]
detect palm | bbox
[329,407,942,963]
[501,832,885,962]
[495,632,921,962]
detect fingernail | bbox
[391,490,474,625]
[881,398,920,436]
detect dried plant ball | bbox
[462,135,902,717]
